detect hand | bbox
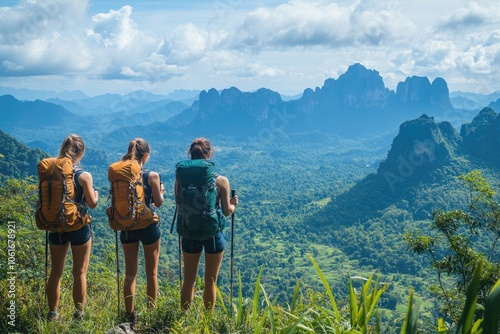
[160,182,165,195]
[230,195,239,206]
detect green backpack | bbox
[172,159,224,241]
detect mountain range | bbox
[3,63,493,153]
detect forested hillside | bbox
[0,131,47,182]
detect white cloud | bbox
[159,23,218,64]
[0,0,91,75]
[0,0,174,82]
[437,1,497,31]
[0,0,88,44]
[224,0,417,51]
[90,5,140,49]
[234,62,284,78]
[228,1,351,50]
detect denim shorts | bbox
[120,223,161,245]
[182,231,226,254]
[48,225,92,246]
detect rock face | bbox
[319,63,393,111]
[376,108,500,191]
[197,87,283,121]
[431,77,453,110]
[461,107,500,163]
[396,76,452,111]
[378,114,461,177]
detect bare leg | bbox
[46,243,69,312]
[181,252,201,310]
[122,242,139,314]
[204,251,224,310]
[71,237,92,311]
[143,239,160,309]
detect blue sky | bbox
[0,0,499,96]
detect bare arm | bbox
[148,171,164,207]
[216,175,238,217]
[78,171,98,209]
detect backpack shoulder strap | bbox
[142,169,155,207]
[73,169,85,202]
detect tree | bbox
[404,170,500,326]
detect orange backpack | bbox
[35,157,91,232]
[106,159,159,231]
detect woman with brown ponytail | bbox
[46,134,99,321]
[118,138,164,325]
[176,137,238,311]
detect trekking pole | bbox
[45,231,48,299]
[230,189,236,311]
[178,234,182,292]
[115,231,120,319]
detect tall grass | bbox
[1,256,499,333]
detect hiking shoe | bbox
[47,310,58,321]
[127,311,138,327]
[73,309,85,321]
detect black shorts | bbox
[120,223,161,245]
[182,231,226,254]
[48,225,92,246]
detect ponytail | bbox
[188,137,213,159]
[122,138,150,162]
[58,134,85,161]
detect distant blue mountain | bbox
[0,63,473,142]
[0,94,187,151]
[450,91,500,111]
[488,98,500,112]
[170,63,455,138]
[0,86,88,101]
[0,94,82,128]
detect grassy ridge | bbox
[1,202,498,333]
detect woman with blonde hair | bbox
[45,134,99,321]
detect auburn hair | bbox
[188,137,213,159]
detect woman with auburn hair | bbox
[175,137,239,310]
[118,138,164,325]
[45,134,99,321]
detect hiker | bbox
[44,134,99,321]
[113,138,164,324]
[175,137,238,310]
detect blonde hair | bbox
[58,134,85,161]
[121,138,150,161]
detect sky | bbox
[0,0,499,97]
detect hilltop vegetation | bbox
[0,131,47,183]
